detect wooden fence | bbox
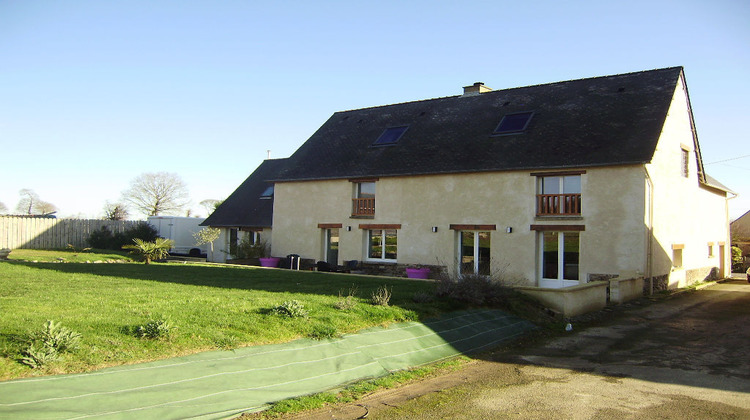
[0,216,141,249]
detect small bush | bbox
[87,222,159,250]
[272,300,309,318]
[334,285,358,310]
[20,343,60,369]
[308,324,339,340]
[19,320,81,368]
[371,285,392,306]
[32,320,81,353]
[135,318,174,340]
[436,273,516,306]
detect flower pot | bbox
[406,267,430,279]
[259,257,281,268]
[0,249,10,260]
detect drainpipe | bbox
[644,167,655,295]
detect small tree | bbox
[123,238,174,264]
[0,201,7,214]
[193,227,221,261]
[103,201,129,220]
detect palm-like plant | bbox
[123,238,174,264]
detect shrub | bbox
[19,320,81,368]
[87,222,159,250]
[272,300,309,318]
[135,318,174,340]
[231,237,269,259]
[371,285,392,306]
[20,343,60,369]
[334,285,358,310]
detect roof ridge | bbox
[334,66,684,114]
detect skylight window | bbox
[373,126,409,146]
[260,185,274,199]
[494,112,534,134]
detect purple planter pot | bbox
[259,257,281,268]
[406,267,430,279]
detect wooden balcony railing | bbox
[537,193,582,216]
[352,197,375,216]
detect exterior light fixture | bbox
[506,227,513,233]
[346,226,352,232]
[432,226,438,233]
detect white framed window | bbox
[367,229,397,262]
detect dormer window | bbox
[494,112,533,135]
[373,126,408,146]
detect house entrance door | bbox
[325,228,339,265]
[459,231,491,276]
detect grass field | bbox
[0,250,457,381]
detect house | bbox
[201,158,287,262]
[731,209,750,271]
[206,67,732,315]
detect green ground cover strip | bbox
[0,309,535,420]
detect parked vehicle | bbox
[146,216,207,257]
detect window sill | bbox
[350,215,375,219]
[535,215,583,221]
[364,259,397,264]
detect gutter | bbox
[644,166,655,295]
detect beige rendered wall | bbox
[272,163,656,287]
[644,75,730,286]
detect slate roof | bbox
[201,158,287,228]
[273,67,685,182]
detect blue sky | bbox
[1,0,749,219]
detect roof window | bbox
[260,185,274,199]
[493,112,533,135]
[373,126,409,146]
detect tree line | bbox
[0,172,222,220]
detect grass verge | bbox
[242,356,472,419]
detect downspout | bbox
[644,166,655,295]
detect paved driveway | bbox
[302,278,750,419]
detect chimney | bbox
[462,82,492,96]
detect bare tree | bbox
[121,172,190,217]
[199,199,222,216]
[103,201,129,220]
[14,189,57,215]
[35,200,58,215]
[15,189,39,215]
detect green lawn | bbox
[0,254,457,381]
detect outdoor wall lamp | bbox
[346,226,352,231]
[432,226,438,233]
[506,227,513,233]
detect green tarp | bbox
[0,309,535,419]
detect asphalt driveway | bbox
[300,277,750,419]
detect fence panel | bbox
[0,217,141,249]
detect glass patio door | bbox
[459,231,491,276]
